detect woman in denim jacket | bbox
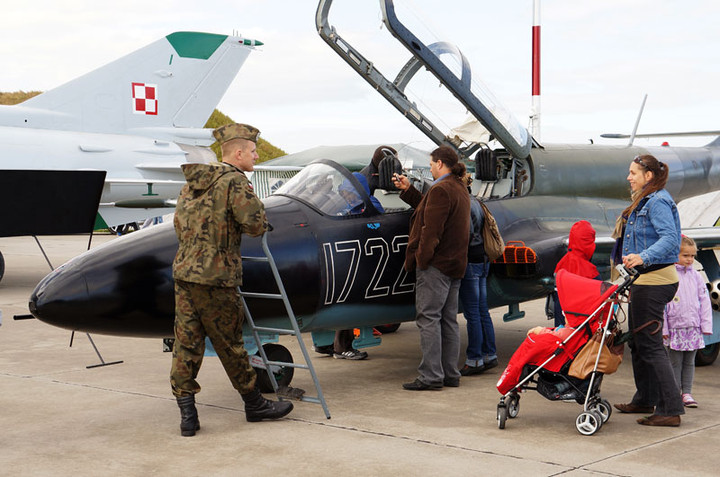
[612,154,684,427]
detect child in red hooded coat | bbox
[550,220,601,326]
[497,221,601,395]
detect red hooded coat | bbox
[555,220,599,279]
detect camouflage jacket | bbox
[172,162,268,287]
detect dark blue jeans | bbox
[628,283,685,416]
[458,262,496,366]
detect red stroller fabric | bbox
[557,270,616,329]
[496,270,618,395]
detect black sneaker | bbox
[333,349,368,360]
[443,377,460,387]
[460,364,486,376]
[402,378,443,391]
[483,358,499,370]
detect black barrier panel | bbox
[0,170,106,237]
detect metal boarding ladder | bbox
[239,233,331,419]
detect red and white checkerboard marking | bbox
[132,82,158,115]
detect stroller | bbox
[496,265,638,435]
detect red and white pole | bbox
[531,0,541,140]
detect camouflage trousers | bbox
[170,280,257,397]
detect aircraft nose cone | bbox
[29,225,178,338]
[30,261,89,331]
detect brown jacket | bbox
[400,174,470,278]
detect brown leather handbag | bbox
[568,328,624,379]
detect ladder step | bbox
[242,256,270,262]
[299,396,322,405]
[277,394,323,406]
[252,326,297,335]
[241,291,283,300]
[266,360,309,370]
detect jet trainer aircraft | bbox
[0,31,260,282]
[28,1,720,384]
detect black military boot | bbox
[176,395,200,437]
[241,388,294,422]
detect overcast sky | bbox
[2,0,718,154]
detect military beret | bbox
[212,123,260,144]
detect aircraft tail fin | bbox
[21,32,259,142]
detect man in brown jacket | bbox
[393,146,470,390]
[170,123,293,436]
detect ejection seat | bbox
[476,149,500,198]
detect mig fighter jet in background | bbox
[0,31,261,282]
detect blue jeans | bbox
[458,262,496,366]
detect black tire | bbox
[374,323,401,334]
[0,250,4,284]
[497,403,507,429]
[591,399,612,423]
[695,343,720,367]
[507,394,520,419]
[255,343,294,393]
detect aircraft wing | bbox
[601,131,720,139]
[683,227,720,251]
[594,227,720,252]
[97,205,176,228]
[104,178,185,185]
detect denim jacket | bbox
[623,189,681,266]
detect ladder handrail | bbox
[240,232,331,419]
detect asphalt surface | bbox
[1,234,719,476]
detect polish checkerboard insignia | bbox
[132,82,158,115]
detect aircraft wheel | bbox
[576,410,603,436]
[507,394,520,419]
[255,343,294,393]
[590,399,612,423]
[0,250,4,283]
[695,343,720,367]
[374,323,401,334]
[497,403,508,429]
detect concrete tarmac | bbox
[1,234,719,476]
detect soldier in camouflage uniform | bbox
[170,123,293,437]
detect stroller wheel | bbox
[507,394,520,419]
[497,403,508,429]
[590,399,612,423]
[575,410,603,436]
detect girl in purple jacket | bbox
[663,236,713,407]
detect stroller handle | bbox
[615,264,639,293]
[615,264,638,279]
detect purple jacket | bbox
[663,264,713,336]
